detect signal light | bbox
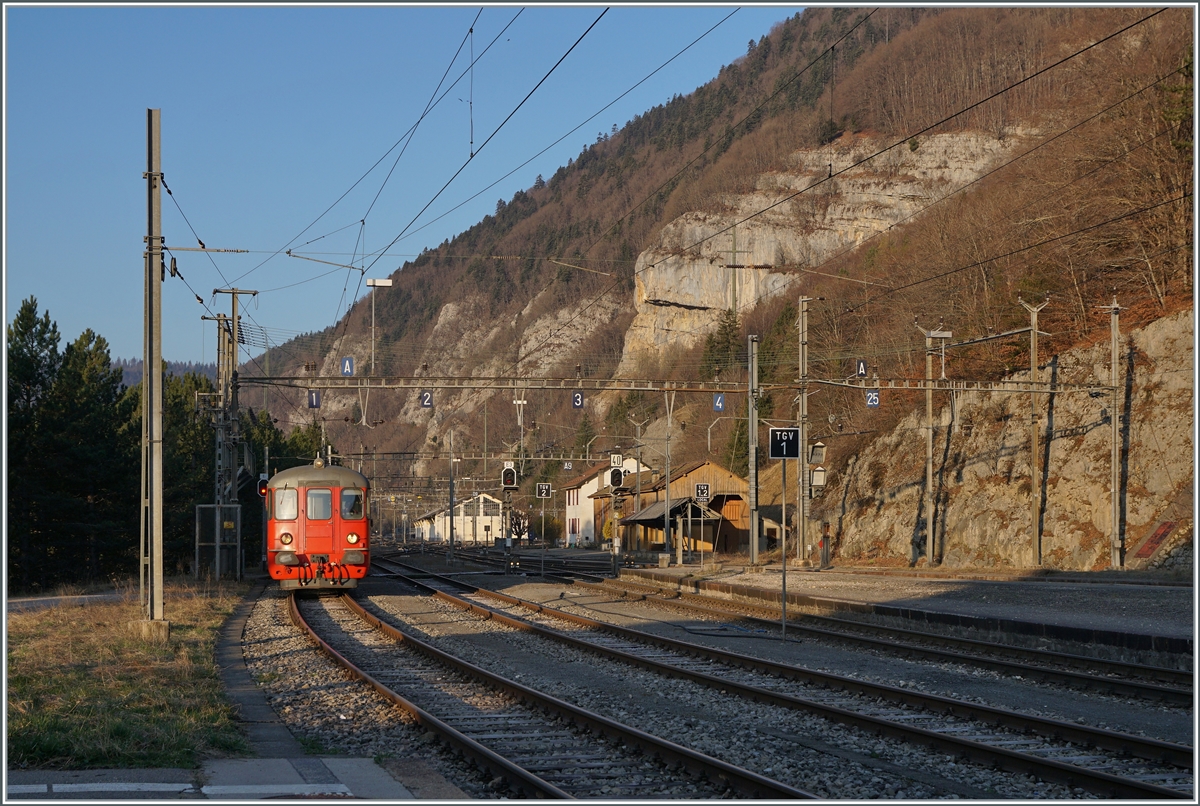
[501,467,518,489]
[609,468,623,488]
[257,474,269,497]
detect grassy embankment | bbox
[7,578,253,769]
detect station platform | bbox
[613,561,1194,653]
[6,757,415,799]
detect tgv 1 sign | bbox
[768,427,801,459]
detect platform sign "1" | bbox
[768,427,801,459]
[866,389,880,409]
[713,393,725,412]
[307,389,321,408]
[342,357,354,376]
[536,483,552,499]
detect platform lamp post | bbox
[366,278,392,375]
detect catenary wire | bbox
[226,8,523,288]
[502,8,1173,381]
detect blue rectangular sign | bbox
[341,357,354,376]
[713,393,725,412]
[307,389,321,408]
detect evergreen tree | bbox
[39,330,136,584]
[700,309,742,380]
[6,297,62,591]
[573,413,597,458]
[285,418,325,465]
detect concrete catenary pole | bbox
[916,320,951,566]
[141,108,168,637]
[664,390,675,562]
[798,299,809,567]
[448,430,456,561]
[748,335,760,565]
[1020,296,1049,566]
[1109,298,1122,569]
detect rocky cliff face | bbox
[617,132,1026,374]
[389,132,1026,438]
[818,308,1194,571]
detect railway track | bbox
[372,557,1193,799]
[288,590,814,799]
[392,547,1191,701]
[449,544,617,579]
[576,576,1194,703]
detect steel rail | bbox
[404,549,1191,695]
[378,563,1192,799]
[336,592,815,799]
[286,592,571,799]
[582,577,1194,699]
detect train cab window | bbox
[275,489,298,521]
[307,489,332,520]
[341,488,365,520]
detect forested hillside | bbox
[246,6,1190,491]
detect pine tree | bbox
[573,413,597,457]
[6,297,62,591]
[39,330,134,584]
[700,309,742,380]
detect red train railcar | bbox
[265,458,371,589]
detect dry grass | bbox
[7,577,253,770]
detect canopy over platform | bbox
[620,497,721,526]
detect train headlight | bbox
[280,533,293,545]
[346,533,360,544]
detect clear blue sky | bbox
[5,4,804,365]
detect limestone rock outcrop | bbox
[617,132,1026,374]
[819,307,1194,570]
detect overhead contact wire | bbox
[362,8,610,277]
